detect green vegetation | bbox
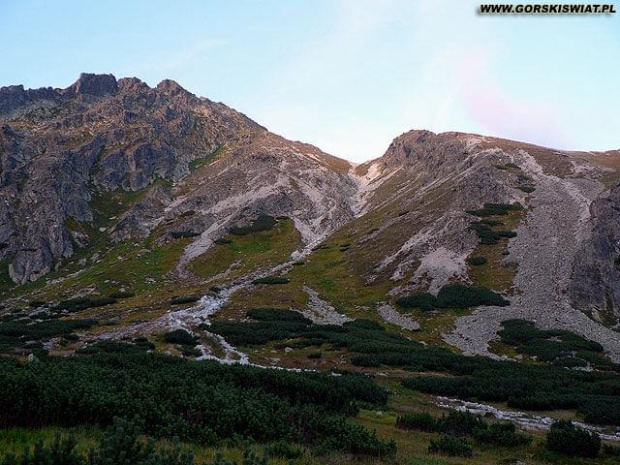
[252,276,290,285]
[0,352,394,456]
[395,284,509,311]
[164,329,198,345]
[428,435,473,458]
[0,319,97,353]
[108,291,135,299]
[0,260,13,293]
[498,319,610,368]
[0,417,262,465]
[517,186,536,193]
[546,420,600,458]
[170,295,201,305]
[467,256,487,266]
[229,216,277,236]
[55,297,117,313]
[246,309,309,323]
[190,218,301,283]
[397,411,531,448]
[466,202,522,218]
[171,231,201,239]
[189,145,226,172]
[469,222,517,245]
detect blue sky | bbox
[1,0,618,162]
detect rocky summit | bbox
[1,73,620,364]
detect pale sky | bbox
[1,0,618,162]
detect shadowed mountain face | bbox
[1,73,620,361]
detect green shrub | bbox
[517,186,536,193]
[395,292,437,311]
[181,345,202,357]
[210,320,308,346]
[473,422,532,447]
[214,238,232,245]
[108,291,135,299]
[0,319,97,352]
[230,215,277,236]
[546,420,600,458]
[76,341,149,355]
[252,276,290,285]
[343,319,385,331]
[470,222,517,245]
[308,352,322,359]
[54,298,117,313]
[28,300,47,308]
[396,284,509,311]
[436,411,485,437]
[498,319,605,365]
[247,309,310,323]
[603,444,620,456]
[396,413,437,432]
[264,440,304,459]
[428,435,473,457]
[351,355,381,367]
[164,329,198,346]
[466,202,522,217]
[467,256,487,266]
[170,295,200,305]
[171,231,200,239]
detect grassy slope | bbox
[189,218,302,284]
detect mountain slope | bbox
[1,74,620,365]
[0,74,355,287]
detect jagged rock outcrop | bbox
[570,182,620,327]
[0,73,354,284]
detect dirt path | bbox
[445,151,620,362]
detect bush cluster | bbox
[0,352,392,456]
[397,411,531,447]
[0,319,97,353]
[170,295,201,305]
[171,231,200,239]
[466,202,522,217]
[395,284,509,311]
[53,298,116,314]
[164,329,198,346]
[470,222,517,245]
[229,216,277,236]
[498,319,607,367]
[211,310,620,427]
[428,435,473,457]
[467,256,487,266]
[546,420,600,458]
[251,276,290,285]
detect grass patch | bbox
[189,145,226,171]
[190,218,301,283]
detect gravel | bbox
[445,151,620,363]
[377,302,420,330]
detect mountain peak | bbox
[156,79,190,95]
[67,73,119,97]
